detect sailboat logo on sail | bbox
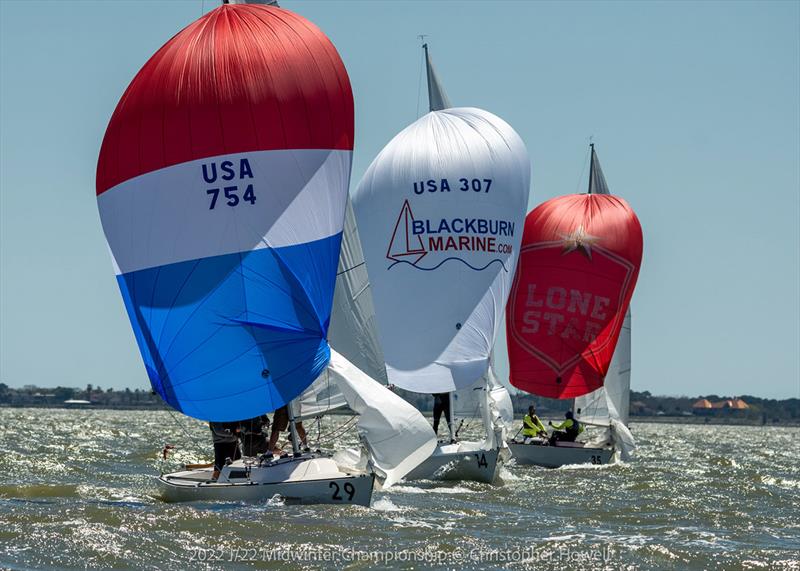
[385,199,515,272]
[386,200,428,265]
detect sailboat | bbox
[572,146,637,462]
[353,44,531,483]
[96,1,432,506]
[506,145,643,467]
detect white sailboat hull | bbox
[158,454,374,506]
[508,441,613,468]
[403,443,501,483]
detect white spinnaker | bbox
[353,107,530,393]
[326,349,436,487]
[295,199,388,420]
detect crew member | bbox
[548,411,583,445]
[432,392,453,441]
[209,421,241,480]
[239,414,271,457]
[268,405,310,455]
[521,405,547,442]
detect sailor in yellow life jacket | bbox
[548,410,584,445]
[522,405,547,443]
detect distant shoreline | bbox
[2,404,798,427]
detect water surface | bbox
[0,408,797,570]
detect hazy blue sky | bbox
[1,1,798,399]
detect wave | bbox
[388,257,508,273]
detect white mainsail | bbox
[573,145,636,459]
[423,43,452,112]
[295,200,388,420]
[328,199,388,384]
[452,365,514,449]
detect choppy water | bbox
[0,408,798,570]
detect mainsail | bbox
[452,358,515,448]
[423,43,452,112]
[574,145,633,427]
[96,4,353,422]
[295,199,388,419]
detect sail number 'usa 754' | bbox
[202,158,256,209]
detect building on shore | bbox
[693,397,749,416]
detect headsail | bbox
[506,193,643,399]
[354,106,530,393]
[326,350,437,487]
[96,4,353,421]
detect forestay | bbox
[353,107,531,393]
[96,4,353,421]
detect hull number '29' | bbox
[202,159,257,209]
[329,481,356,501]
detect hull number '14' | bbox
[202,159,257,210]
[475,453,489,468]
[329,481,356,501]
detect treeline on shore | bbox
[1,383,798,424]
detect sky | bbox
[1,0,798,399]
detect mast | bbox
[422,43,452,112]
[448,392,456,442]
[587,143,595,194]
[288,401,302,457]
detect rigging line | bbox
[574,141,592,195]
[159,399,209,459]
[316,415,359,444]
[336,261,365,277]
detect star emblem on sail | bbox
[386,199,427,265]
[559,225,600,259]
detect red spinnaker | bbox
[506,194,643,399]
